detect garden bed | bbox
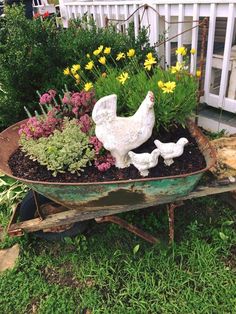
[8,124,206,183]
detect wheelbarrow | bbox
[2,119,234,243]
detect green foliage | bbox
[0,6,155,129]
[0,173,27,232]
[95,67,198,130]
[59,17,154,69]
[0,6,66,128]
[20,118,95,176]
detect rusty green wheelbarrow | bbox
[0,119,217,243]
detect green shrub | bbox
[59,17,155,70]
[20,118,95,176]
[0,6,67,128]
[0,6,155,129]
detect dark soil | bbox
[8,125,206,183]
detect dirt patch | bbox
[224,245,236,271]
[41,265,95,288]
[8,124,206,183]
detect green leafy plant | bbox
[0,6,66,128]
[93,49,198,130]
[0,173,27,229]
[20,118,95,176]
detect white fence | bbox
[58,0,236,114]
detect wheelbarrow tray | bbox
[0,119,216,213]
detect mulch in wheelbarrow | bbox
[8,124,206,183]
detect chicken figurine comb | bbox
[128,149,161,177]
[154,137,189,166]
[92,91,155,168]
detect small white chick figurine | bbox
[128,149,161,177]
[154,137,189,166]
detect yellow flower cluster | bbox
[63,64,81,83]
[144,52,157,71]
[158,81,176,93]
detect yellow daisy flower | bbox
[84,82,93,92]
[171,62,183,74]
[71,64,80,72]
[196,70,201,77]
[93,45,104,56]
[144,57,157,71]
[190,48,196,55]
[116,52,126,61]
[104,47,111,54]
[73,73,80,80]
[98,56,106,65]
[175,46,187,56]
[146,52,154,60]
[161,81,176,94]
[127,49,135,58]
[85,61,94,71]
[117,72,130,85]
[63,67,70,75]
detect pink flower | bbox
[96,162,111,172]
[48,89,56,98]
[79,114,91,133]
[39,93,52,105]
[89,136,103,154]
[62,92,71,104]
[94,152,115,172]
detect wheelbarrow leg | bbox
[95,215,160,244]
[32,190,45,220]
[167,202,184,244]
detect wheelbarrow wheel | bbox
[19,190,90,241]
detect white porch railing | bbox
[58,0,236,114]
[33,0,56,15]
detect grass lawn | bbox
[0,193,236,313]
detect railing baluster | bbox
[99,5,104,28]
[218,3,235,106]
[165,4,171,68]
[124,4,129,32]
[115,4,121,32]
[133,3,139,39]
[204,3,216,104]
[177,4,184,64]
[190,3,199,74]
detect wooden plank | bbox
[5,181,236,234]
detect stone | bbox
[0,244,20,272]
[92,91,155,168]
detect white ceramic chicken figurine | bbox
[92,91,155,168]
[128,149,161,177]
[154,137,189,166]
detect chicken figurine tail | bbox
[154,137,189,166]
[128,148,161,177]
